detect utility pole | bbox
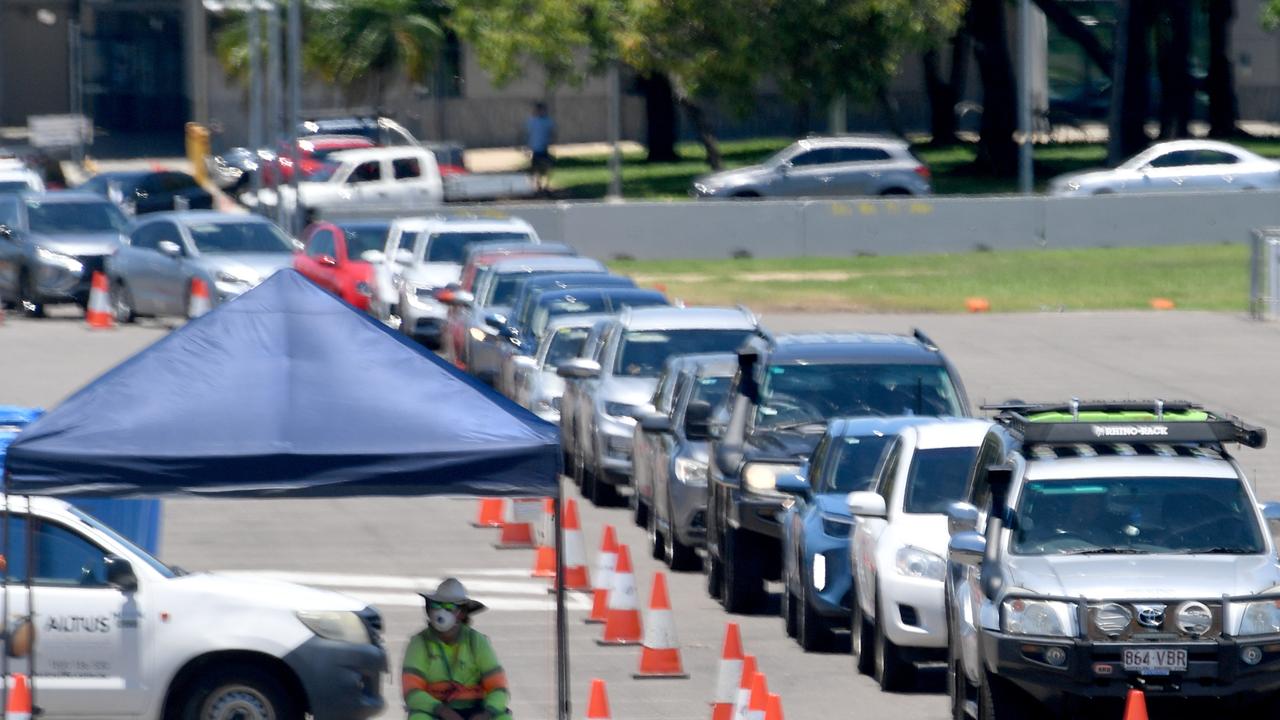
[266,0,283,221]
[606,61,622,201]
[286,0,302,234]
[248,0,264,204]
[1017,0,1034,194]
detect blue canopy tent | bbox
[2,270,570,716]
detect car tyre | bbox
[706,547,723,600]
[978,669,1033,720]
[782,586,798,639]
[852,595,874,676]
[178,664,302,720]
[798,580,833,652]
[112,281,137,324]
[721,529,763,614]
[874,605,914,692]
[664,497,700,571]
[647,499,664,561]
[631,489,649,528]
[949,631,972,720]
[18,270,44,318]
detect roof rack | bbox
[911,328,939,351]
[983,399,1267,449]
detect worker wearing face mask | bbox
[403,578,511,720]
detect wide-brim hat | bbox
[418,577,486,614]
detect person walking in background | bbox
[525,102,555,195]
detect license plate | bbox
[1121,647,1187,675]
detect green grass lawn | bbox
[552,137,1280,200]
[609,244,1250,313]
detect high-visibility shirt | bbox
[402,625,511,719]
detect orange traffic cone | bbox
[532,498,556,577]
[586,525,618,624]
[554,498,590,591]
[711,623,745,720]
[730,654,758,720]
[495,498,536,549]
[598,544,642,645]
[585,678,611,720]
[472,498,504,528]
[188,277,213,319]
[6,672,32,720]
[85,271,115,329]
[634,572,688,678]
[745,673,769,720]
[1122,688,1148,720]
[765,694,784,720]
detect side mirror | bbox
[639,413,673,433]
[394,248,414,264]
[484,313,507,330]
[947,501,980,537]
[512,355,538,370]
[105,555,138,592]
[847,491,887,518]
[361,249,385,263]
[775,471,810,496]
[556,358,602,380]
[682,400,713,439]
[1262,502,1280,524]
[948,530,986,565]
[157,240,182,257]
[317,254,338,267]
[778,161,792,176]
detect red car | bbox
[295,220,391,311]
[266,135,377,186]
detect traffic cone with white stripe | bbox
[472,498,504,528]
[586,525,618,624]
[745,673,769,720]
[711,623,744,720]
[532,498,556,577]
[6,672,32,720]
[598,544,641,645]
[731,655,758,720]
[495,498,536,549]
[634,572,688,678]
[188,277,212,319]
[553,498,590,591]
[1122,688,1148,720]
[585,678,611,720]
[765,694,784,720]
[85,271,114,329]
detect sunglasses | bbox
[429,602,460,611]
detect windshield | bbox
[26,199,129,234]
[764,143,802,167]
[755,363,963,428]
[69,507,176,578]
[689,375,732,411]
[532,297,608,338]
[305,162,341,181]
[544,327,590,369]
[903,446,979,513]
[338,223,390,258]
[825,434,895,492]
[187,221,294,254]
[425,231,531,263]
[614,329,756,378]
[0,181,31,193]
[1010,476,1265,556]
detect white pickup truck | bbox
[2,495,385,720]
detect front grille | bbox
[1085,600,1223,642]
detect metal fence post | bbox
[1251,230,1262,320]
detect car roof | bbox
[491,256,605,274]
[797,135,907,150]
[87,170,155,181]
[910,418,994,449]
[469,244,573,263]
[545,312,613,332]
[326,147,429,163]
[826,415,937,438]
[299,135,375,148]
[20,190,116,204]
[1145,139,1258,155]
[769,332,943,364]
[618,306,755,332]
[393,215,535,233]
[330,219,392,231]
[665,352,737,377]
[523,273,634,291]
[1023,455,1239,481]
[143,210,274,225]
[538,287,665,304]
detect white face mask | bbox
[428,607,459,634]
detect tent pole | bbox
[22,497,33,711]
[554,484,569,720]
[1,473,9,712]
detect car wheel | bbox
[799,579,833,652]
[112,281,136,324]
[874,599,914,692]
[178,664,302,720]
[782,586,798,639]
[949,629,972,720]
[18,270,44,318]
[705,545,723,600]
[631,488,649,528]
[879,188,912,196]
[647,498,664,561]
[852,594,874,676]
[665,497,700,572]
[721,529,763,614]
[730,190,761,199]
[978,669,1033,720]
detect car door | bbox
[339,160,383,208]
[778,148,842,197]
[299,228,340,292]
[1180,149,1246,191]
[391,155,434,206]
[787,434,828,591]
[4,513,144,717]
[854,437,903,621]
[0,196,22,301]
[830,146,894,196]
[1138,149,1201,192]
[127,221,187,316]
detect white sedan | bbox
[1047,140,1280,196]
[848,418,991,692]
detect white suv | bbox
[848,417,991,691]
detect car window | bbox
[398,230,418,253]
[903,446,980,513]
[1192,150,1239,166]
[393,157,421,180]
[875,439,904,500]
[131,222,167,250]
[613,329,756,378]
[835,147,892,163]
[826,434,895,493]
[25,199,129,234]
[754,363,964,428]
[4,515,110,587]
[307,229,337,258]
[789,148,840,167]
[1147,150,1199,169]
[0,196,23,228]
[543,326,590,369]
[807,436,830,492]
[188,222,293,254]
[968,437,1003,512]
[348,161,381,183]
[162,173,198,191]
[337,223,390,260]
[425,232,532,264]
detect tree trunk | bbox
[923,48,958,145]
[638,73,679,163]
[1156,0,1193,139]
[1107,0,1152,164]
[679,98,722,170]
[1207,0,1239,138]
[1032,0,1113,74]
[877,83,904,138]
[969,0,1018,176]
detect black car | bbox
[705,331,971,613]
[80,171,213,215]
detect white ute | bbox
[3,496,384,720]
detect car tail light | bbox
[914,164,932,180]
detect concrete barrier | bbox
[317,191,1280,260]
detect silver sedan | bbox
[1048,140,1280,196]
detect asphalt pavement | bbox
[4,308,1280,719]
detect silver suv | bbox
[946,401,1276,718]
[691,136,932,199]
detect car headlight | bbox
[1238,600,1280,636]
[741,462,804,495]
[296,610,370,644]
[1002,599,1076,638]
[693,182,715,196]
[673,457,707,485]
[34,246,83,274]
[1175,601,1213,636]
[469,327,488,342]
[603,402,644,419]
[895,546,945,580]
[215,270,252,285]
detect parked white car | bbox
[0,494,385,720]
[0,163,44,194]
[847,418,990,691]
[1047,140,1280,196]
[290,147,444,214]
